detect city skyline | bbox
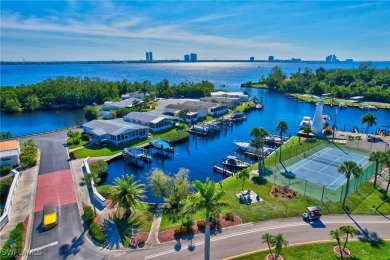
[1,1,389,61]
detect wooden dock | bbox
[213,165,235,176]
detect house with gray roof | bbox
[200,96,240,107]
[161,104,207,123]
[102,98,143,111]
[210,91,249,101]
[82,119,149,146]
[124,112,176,133]
[182,100,228,116]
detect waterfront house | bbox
[183,100,229,116]
[0,140,20,167]
[82,119,149,146]
[102,98,143,111]
[124,112,176,133]
[210,91,249,101]
[162,104,207,123]
[200,96,241,107]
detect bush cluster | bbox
[196,219,215,230]
[0,165,12,176]
[174,225,188,237]
[0,222,23,260]
[89,160,108,179]
[20,139,38,167]
[83,206,94,225]
[89,223,105,243]
[224,212,234,221]
[0,177,14,197]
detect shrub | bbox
[0,222,23,260]
[89,223,105,243]
[174,225,188,237]
[197,219,215,230]
[89,160,108,178]
[83,206,94,225]
[81,132,90,141]
[0,177,13,197]
[0,165,12,176]
[96,185,113,198]
[73,138,81,145]
[138,238,146,246]
[69,152,76,160]
[224,212,234,221]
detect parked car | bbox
[302,205,322,221]
[43,203,58,230]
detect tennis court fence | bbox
[263,143,377,202]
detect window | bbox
[1,158,11,161]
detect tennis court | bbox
[285,147,368,190]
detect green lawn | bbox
[234,101,255,112]
[229,240,390,260]
[67,140,89,149]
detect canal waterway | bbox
[1,62,389,202]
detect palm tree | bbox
[340,225,357,250]
[330,228,345,260]
[369,151,383,188]
[190,178,227,260]
[272,233,288,260]
[338,161,363,208]
[109,174,146,217]
[250,127,268,172]
[303,127,313,139]
[276,121,288,162]
[383,151,390,197]
[361,112,377,134]
[237,168,250,191]
[178,109,189,124]
[261,233,274,259]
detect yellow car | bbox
[43,204,57,230]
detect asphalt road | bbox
[112,215,390,260]
[26,131,109,260]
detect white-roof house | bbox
[102,98,143,111]
[124,112,176,133]
[0,140,20,167]
[121,91,150,100]
[210,91,249,101]
[83,119,149,146]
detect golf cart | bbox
[302,205,322,221]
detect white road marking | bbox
[30,241,58,253]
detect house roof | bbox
[201,97,240,103]
[165,104,201,112]
[0,140,19,152]
[102,98,143,109]
[83,119,148,136]
[124,112,176,124]
[183,100,221,108]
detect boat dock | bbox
[150,139,174,156]
[213,165,235,176]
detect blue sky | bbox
[1,1,389,61]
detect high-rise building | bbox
[325,55,338,63]
[268,56,274,62]
[249,57,255,62]
[146,51,153,61]
[184,54,190,62]
[190,53,197,62]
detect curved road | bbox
[112,215,390,260]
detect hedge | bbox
[0,177,13,197]
[83,206,94,225]
[89,223,105,243]
[1,222,24,260]
[0,165,12,176]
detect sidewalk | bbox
[0,151,40,249]
[70,158,124,250]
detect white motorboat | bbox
[233,141,275,156]
[300,116,312,129]
[221,155,250,169]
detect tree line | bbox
[0,77,216,113]
[261,63,390,103]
